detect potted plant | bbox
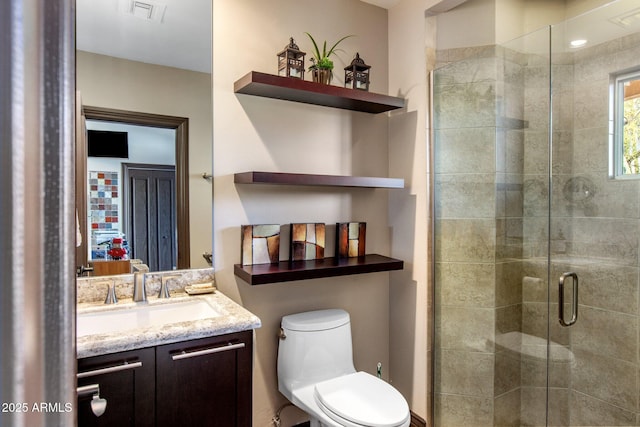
[305,32,353,85]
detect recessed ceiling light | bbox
[570,39,587,48]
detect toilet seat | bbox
[313,372,410,427]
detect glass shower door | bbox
[433,24,552,426]
[546,1,640,424]
[434,2,640,425]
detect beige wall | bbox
[388,0,440,421]
[76,51,213,269]
[212,1,394,425]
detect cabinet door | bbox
[156,331,252,427]
[77,347,155,427]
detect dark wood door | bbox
[77,348,155,427]
[124,164,176,271]
[155,331,253,427]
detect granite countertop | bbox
[77,291,261,358]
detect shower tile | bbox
[572,306,637,364]
[435,262,495,308]
[433,56,497,85]
[570,217,639,266]
[572,263,638,315]
[519,387,545,427]
[523,86,550,130]
[555,173,640,219]
[546,388,571,426]
[522,302,569,346]
[505,130,525,175]
[435,219,496,263]
[573,79,609,131]
[571,347,637,412]
[495,261,523,307]
[523,131,549,176]
[552,88,575,132]
[571,127,609,174]
[496,304,522,335]
[435,349,494,396]
[434,127,496,174]
[493,388,520,427]
[433,81,497,129]
[496,218,523,260]
[570,390,636,427]
[616,39,640,72]
[434,393,493,427]
[523,176,549,217]
[434,174,496,219]
[550,131,573,174]
[520,349,570,388]
[436,306,495,352]
[574,48,617,83]
[494,349,521,396]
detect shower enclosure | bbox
[433,0,640,425]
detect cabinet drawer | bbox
[77,347,155,427]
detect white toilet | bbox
[277,309,410,427]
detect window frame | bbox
[610,67,640,179]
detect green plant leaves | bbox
[304,32,354,70]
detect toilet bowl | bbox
[277,309,410,427]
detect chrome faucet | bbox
[159,274,181,299]
[133,271,147,303]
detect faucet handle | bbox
[96,280,117,304]
[159,274,181,299]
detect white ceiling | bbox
[76,0,212,73]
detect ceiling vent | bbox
[119,0,167,23]
[608,7,640,29]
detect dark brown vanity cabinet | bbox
[156,331,253,427]
[77,330,253,427]
[77,347,155,427]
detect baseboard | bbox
[411,410,427,427]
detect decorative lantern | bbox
[277,37,306,79]
[344,52,371,91]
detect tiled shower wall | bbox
[433,44,528,426]
[434,29,640,426]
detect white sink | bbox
[77,299,223,337]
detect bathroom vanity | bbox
[77,331,252,427]
[76,276,260,427]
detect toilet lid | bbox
[314,372,409,427]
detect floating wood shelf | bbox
[234,71,405,114]
[234,171,404,189]
[234,254,404,285]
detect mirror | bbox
[75,0,212,275]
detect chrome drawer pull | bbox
[172,342,245,361]
[77,361,143,379]
[76,384,100,398]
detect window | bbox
[611,68,640,178]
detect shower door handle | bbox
[558,272,578,327]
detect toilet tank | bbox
[278,309,356,395]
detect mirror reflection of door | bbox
[124,164,177,271]
[85,119,178,272]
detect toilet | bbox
[277,309,410,427]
